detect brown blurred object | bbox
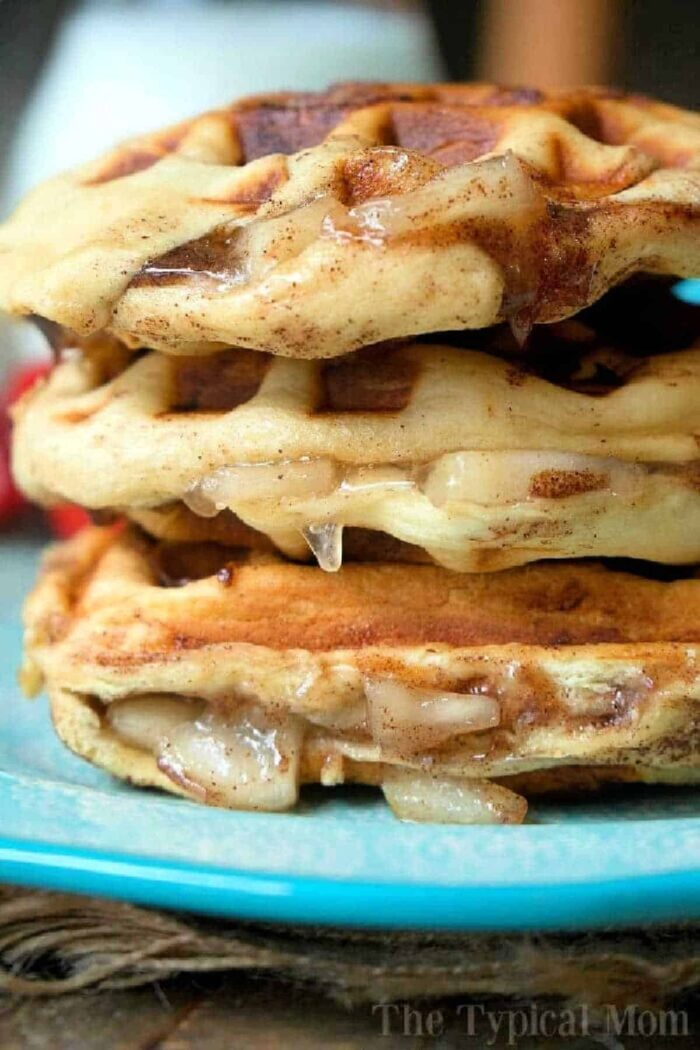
[478,0,617,89]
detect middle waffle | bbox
[12,283,700,575]
[13,302,700,573]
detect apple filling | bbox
[182,450,688,571]
[108,696,303,811]
[105,679,518,822]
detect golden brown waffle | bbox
[1,83,698,357]
[23,526,700,822]
[13,323,700,570]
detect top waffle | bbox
[1,83,699,358]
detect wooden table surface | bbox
[1,974,697,1049]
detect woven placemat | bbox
[1,885,699,1008]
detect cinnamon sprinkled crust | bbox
[12,323,700,571]
[26,526,700,652]
[22,526,700,816]
[0,83,698,357]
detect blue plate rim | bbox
[2,833,699,931]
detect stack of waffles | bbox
[2,83,699,823]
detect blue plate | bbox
[1,535,699,930]
[674,278,700,305]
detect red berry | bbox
[0,360,51,525]
[47,504,92,539]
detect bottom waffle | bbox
[23,526,700,824]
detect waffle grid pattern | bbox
[13,330,700,570]
[0,84,699,357]
[22,526,700,814]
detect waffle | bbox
[13,323,700,571]
[22,526,700,822]
[1,83,699,357]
